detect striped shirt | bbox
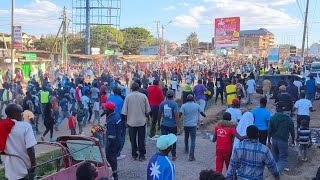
[226,139,280,180]
[298,128,311,145]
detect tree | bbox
[33,35,62,52]
[121,27,154,55]
[186,32,199,57]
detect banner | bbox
[13,26,22,49]
[268,48,279,61]
[214,17,240,48]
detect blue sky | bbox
[0,0,319,47]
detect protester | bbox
[225,98,242,122]
[179,94,206,161]
[147,134,177,180]
[232,112,254,151]
[55,93,70,130]
[215,75,224,105]
[147,80,165,139]
[41,103,55,141]
[225,80,237,107]
[212,112,244,173]
[246,75,256,104]
[262,78,271,101]
[158,90,180,161]
[122,82,150,161]
[93,99,100,125]
[68,111,77,135]
[1,104,37,180]
[181,83,193,104]
[193,80,207,125]
[268,103,295,173]
[76,162,99,180]
[305,75,316,103]
[275,85,293,117]
[252,98,270,145]
[297,120,312,161]
[227,125,280,180]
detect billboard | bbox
[268,48,279,61]
[214,17,240,48]
[13,26,22,49]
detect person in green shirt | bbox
[268,103,295,173]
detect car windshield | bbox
[66,140,103,163]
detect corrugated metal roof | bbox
[240,28,273,36]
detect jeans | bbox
[70,99,76,113]
[56,110,70,128]
[184,126,196,158]
[161,125,177,157]
[94,110,100,125]
[306,93,315,103]
[215,89,223,104]
[82,108,89,127]
[299,144,308,159]
[106,138,118,180]
[247,93,253,103]
[70,128,76,135]
[34,114,40,132]
[117,121,126,157]
[196,99,206,124]
[263,90,270,101]
[41,103,47,119]
[128,125,146,158]
[149,106,159,138]
[271,138,288,173]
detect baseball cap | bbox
[156,134,177,150]
[102,102,115,111]
[166,90,174,97]
[232,98,240,105]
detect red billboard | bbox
[214,17,240,48]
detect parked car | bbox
[256,74,304,99]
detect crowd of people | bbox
[0,57,319,180]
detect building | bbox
[0,32,36,50]
[239,28,274,57]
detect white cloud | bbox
[173,0,301,30]
[173,15,198,28]
[164,5,176,11]
[0,0,62,34]
[204,0,295,6]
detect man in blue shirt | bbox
[147,134,177,180]
[252,98,270,145]
[306,75,316,103]
[179,95,206,161]
[107,86,126,160]
[158,90,180,161]
[104,102,121,180]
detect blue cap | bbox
[156,134,177,150]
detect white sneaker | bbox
[150,136,158,141]
[117,154,126,160]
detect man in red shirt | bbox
[75,84,82,105]
[213,112,244,173]
[147,80,165,139]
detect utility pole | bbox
[62,7,68,73]
[301,0,309,65]
[11,0,15,81]
[306,26,309,56]
[85,0,90,55]
[161,24,164,63]
[155,21,160,61]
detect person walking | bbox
[262,78,271,101]
[215,75,224,105]
[305,75,316,103]
[122,82,151,161]
[252,98,271,145]
[227,125,280,180]
[225,80,237,108]
[246,75,255,104]
[275,85,293,117]
[147,80,165,139]
[55,93,70,130]
[181,84,193,105]
[268,103,295,173]
[232,112,254,151]
[193,80,207,125]
[226,98,242,122]
[158,90,180,161]
[179,94,206,161]
[147,134,177,180]
[81,90,91,127]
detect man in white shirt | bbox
[226,98,242,122]
[246,76,256,104]
[4,104,37,180]
[81,91,91,127]
[293,77,303,95]
[292,92,316,137]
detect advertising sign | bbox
[104,49,114,55]
[140,46,159,55]
[214,17,240,48]
[13,26,22,49]
[91,47,100,55]
[268,48,279,61]
[17,53,37,60]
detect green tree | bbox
[33,35,62,52]
[186,32,199,57]
[121,27,154,54]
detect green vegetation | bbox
[0,150,63,179]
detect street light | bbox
[161,21,172,63]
